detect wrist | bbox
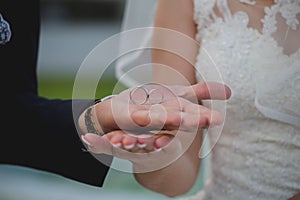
[78,95,117,136]
[93,99,111,135]
[92,95,117,135]
[85,105,104,136]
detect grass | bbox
[38,75,125,100]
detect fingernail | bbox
[112,143,122,148]
[81,135,93,147]
[124,143,135,150]
[154,147,162,152]
[137,143,147,148]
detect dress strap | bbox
[255,98,300,128]
[255,59,300,128]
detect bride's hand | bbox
[94,81,231,134]
[79,81,230,172]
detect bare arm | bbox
[81,81,231,197]
[133,0,202,197]
[152,0,198,85]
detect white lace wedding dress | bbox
[182,0,300,199]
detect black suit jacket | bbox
[0,0,112,187]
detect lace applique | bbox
[194,0,300,36]
[262,0,300,35]
[261,4,280,34]
[278,0,300,30]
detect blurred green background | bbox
[0,0,207,199]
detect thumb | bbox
[176,82,231,102]
[192,82,231,100]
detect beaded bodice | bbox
[186,0,300,199]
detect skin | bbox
[289,193,300,200]
[133,0,202,196]
[81,81,231,196]
[82,0,299,198]
[81,81,231,152]
[78,81,230,136]
[81,0,227,197]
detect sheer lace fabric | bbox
[183,0,300,199]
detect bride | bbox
[82,0,300,199]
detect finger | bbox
[151,98,223,130]
[81,133,113,155]
[194,82,231,100]
[154,134,173,149]
[137,136,152,148]
[106,131,143,152]
[130,104,181,130]
[179,99,224,126]
[131,103,222,132]
[176,82,231,101]
[109,132,124,148]
[180,109,223,129]
[82,132,163,166]
[122,134,137,150]
[136,136,155,151]
[121,134,157,153]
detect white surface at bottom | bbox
[0,165,170,200]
